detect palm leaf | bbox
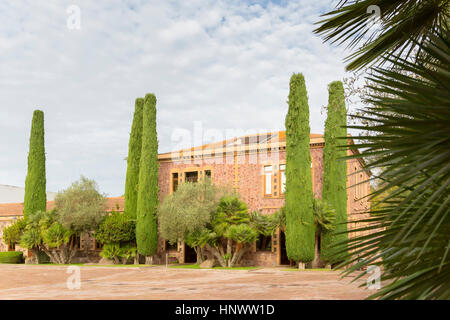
[334,31,450,299]
[314,0,450,70]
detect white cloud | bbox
[0,0,352,196]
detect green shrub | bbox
[0,251,24,264]
[2,218,27,246]
[100,243,136,264]
[95,210,136,244]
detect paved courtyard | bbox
[0,264,373,300]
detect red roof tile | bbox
[0,197,125,218]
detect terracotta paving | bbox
[0,265,372,300]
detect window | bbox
[205,170,211,178]
[165,241,177,251]
[171,172,179,192]
[8,242,15,251]
[95,240,102,250]
[256,234,272,251]
[264,165,272,196]
[280,164,286,194]
[185,171,198,183]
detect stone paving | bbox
[0,264,372,300]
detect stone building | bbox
[0,131,370,267]
[156,131,371,267]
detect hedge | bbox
[0,251,24,264]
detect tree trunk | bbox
[195,246,204,264]
[311,231,322,268]
[134,253,140,265]
[298,262,305,269]
[145,256,153,265]
[230,245,248,267]
[227,238,232,256]
[204,244,226,267]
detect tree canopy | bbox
[54,176,106,233]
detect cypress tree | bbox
[321,81,348,264]
[285,73,315,265]
[24,110,46,217]
[124,98,144,219]
[136,93,159,258]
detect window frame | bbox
[263,165,273,197]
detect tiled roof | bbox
[0,197,125,218]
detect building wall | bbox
[157,145,371,266]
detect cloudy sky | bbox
[0,0,353,197]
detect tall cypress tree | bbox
[124,98,144,219]
[285,73,315,266]
[321,81,348,264]
[24,110,46,218]
[136,93,159,258]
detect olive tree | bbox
[55,176,106,234]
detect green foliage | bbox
[100,243,136,264]
[124,98,144,219]
[225,224,257,244]
[100,243,122,260]
[158,179,221,244]
[212,196,250,236]
[0,251,24,264]
[249,210,284,236]
[95,210,136,244]
[20,210,46,249]
[136,93,159,256]
[339,32,450,300]
[54,176,106,233]
[24,110,46,218]
[19,210,75,264]
[43,222,72,248]
[2,218,27,246]
[20,210,72,250]
[313,198,336,234]
[285,73,315,262]
[321,81,348,264]
[314,0,450,70]
[271,206,286,230]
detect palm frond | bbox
[314,0,450,70]
[336,31,450,299]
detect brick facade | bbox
[155,133,371,266]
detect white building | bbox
[0,184,56,203]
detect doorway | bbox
[184,244,197,263]
[279,230,290,265]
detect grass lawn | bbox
[282,268,335,272]
[27,263,156,268]
[169,264,260,270]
